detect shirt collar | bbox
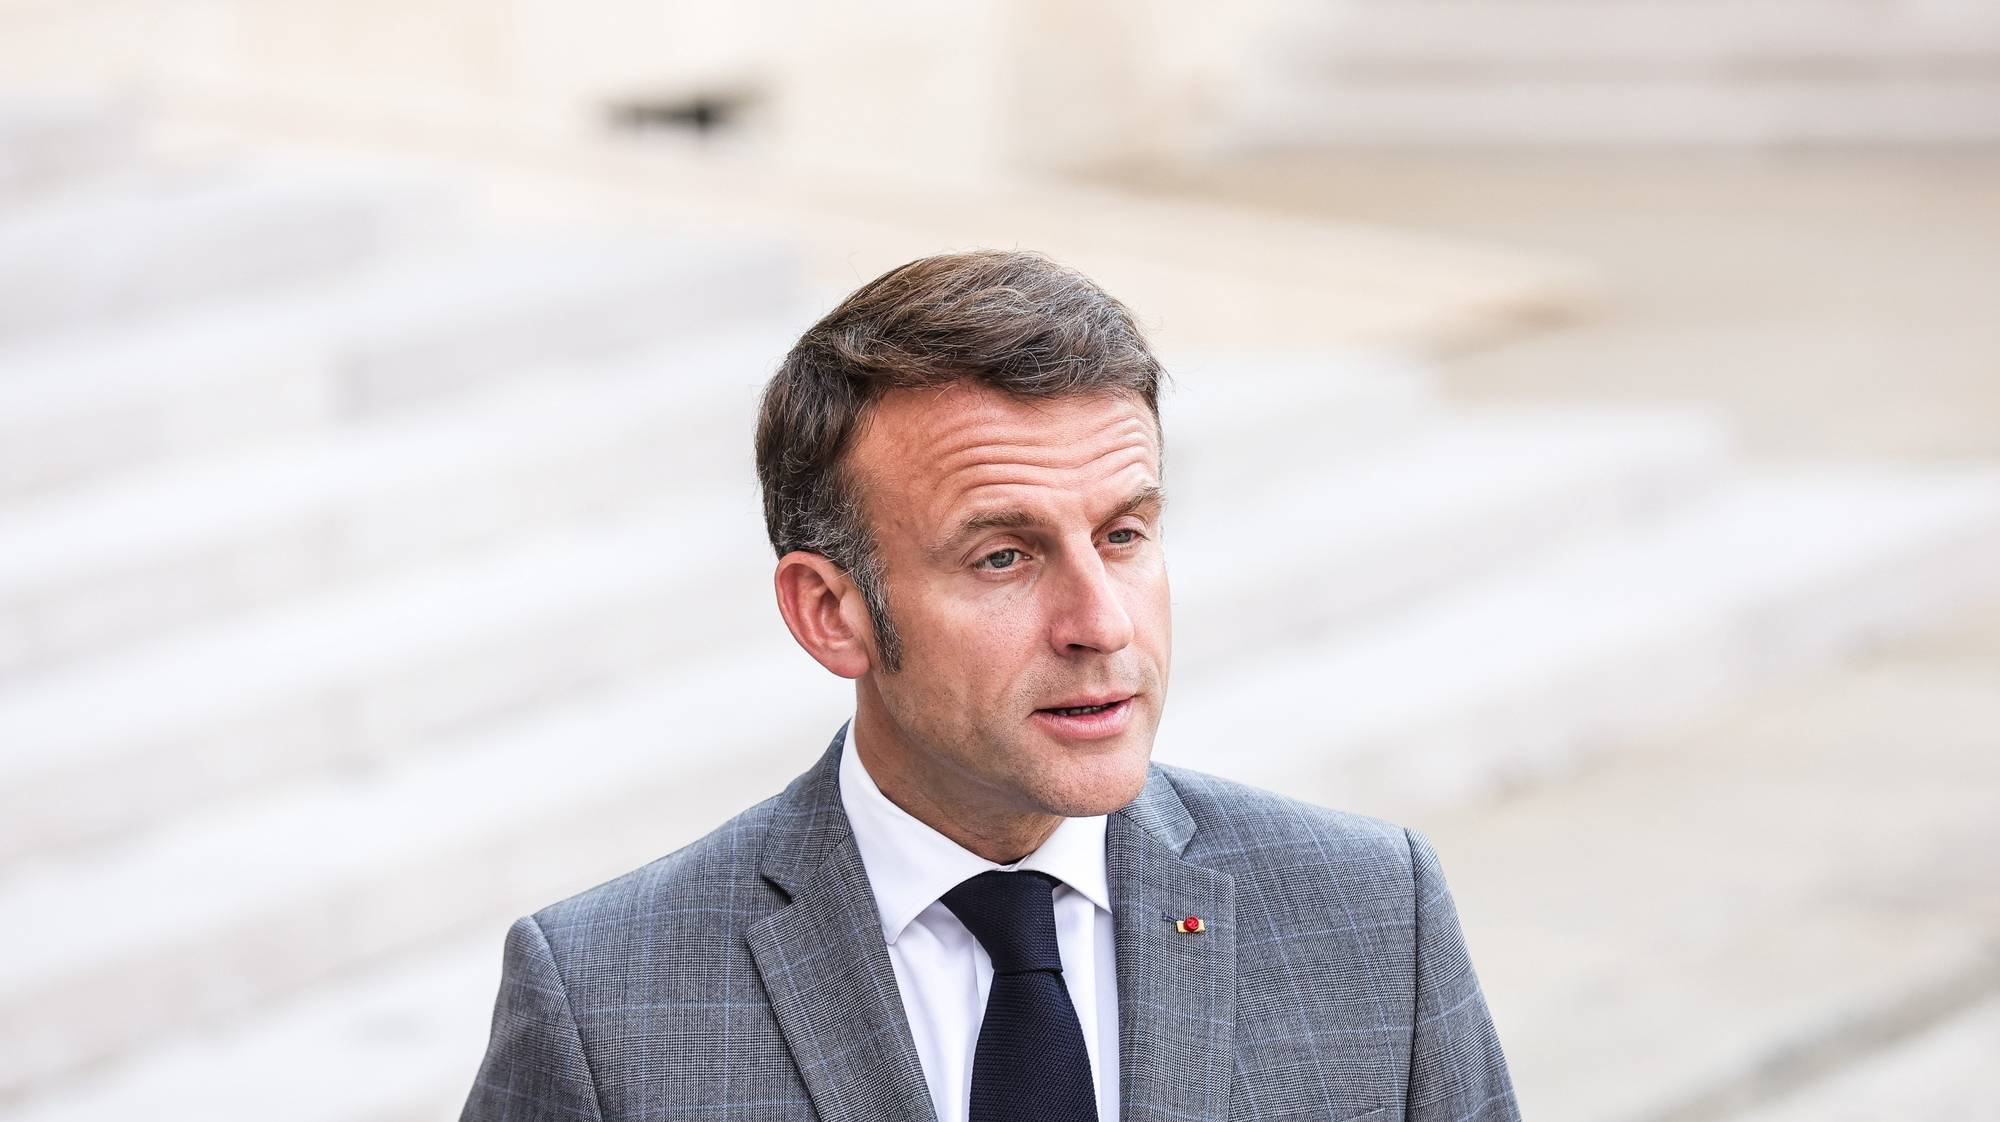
[837,718,1112,945]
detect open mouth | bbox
[1031,696,1135,740]
[1045,701,1119,717]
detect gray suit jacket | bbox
[462,726,1520,1121]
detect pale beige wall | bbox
[2,0,1995,174]
[0,0,1259,169]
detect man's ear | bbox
[773,551,874,679]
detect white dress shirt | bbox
[837,720,1120,1122]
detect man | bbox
[462,250,1520,1122]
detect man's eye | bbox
[979,548,1023,571]
[1107,528,1139,545]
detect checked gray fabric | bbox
[941,870,1098,1122]
[461,724,1521,1122]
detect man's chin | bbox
[1081,773,1153,817]
[1033,748,1155,818]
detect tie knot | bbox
[940,870,1065,975]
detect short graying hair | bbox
[754,249,1166,673]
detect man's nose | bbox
[1048,550,1134,656]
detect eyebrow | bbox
[929,483,1167,563]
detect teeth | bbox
[1052,702,1113,716]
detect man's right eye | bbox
[979,549,1022,571]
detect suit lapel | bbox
[747,727,938,1122]
[1111,768,1238,1122]
[747,733,1237,1122]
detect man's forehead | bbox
[855,382,1158,465]
[845,383,1160,537]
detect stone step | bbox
[1171,406,1727,677]
[0,158,449,342]
[1232,75,2000,147]
[1236,1,2000,145]
[0,493,781,867]
[1157,468,2000,805]
[1265,0,2000,69]
[0,405,1706,864]
[0,644,847,1099]
[0,226,802,500]
[1728,993,2000,1122]
[1159,345,1437,506]
[0,93,144,199]
[1410,645,2000,1122]
[760,171,1598,353]
[2,702,865,1120]
[0,322,796,676]
[7,936,503,1122]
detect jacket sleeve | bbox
[461,915,607,1122]
[1402,828,1523,1122]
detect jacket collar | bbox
[757,722,1200,895]
[750,723,1237,1122]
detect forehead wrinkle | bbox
[926,415,1157,480]
[932,437,1156,516]
[856,384,1161,561]
[938,446,1156,505]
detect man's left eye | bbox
[980,549,1022,570]
[1107,528,1139,544]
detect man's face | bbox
[848,382,1171,823]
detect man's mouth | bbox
[1045,702,1119,717]
[1031,695,1135,740]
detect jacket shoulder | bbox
[1153,762,1416,876]
[529,789,788,957]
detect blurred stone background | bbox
[0,1,1996,1119]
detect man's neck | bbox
[850,705,1062,865]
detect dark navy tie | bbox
[941,869,1099,1122]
